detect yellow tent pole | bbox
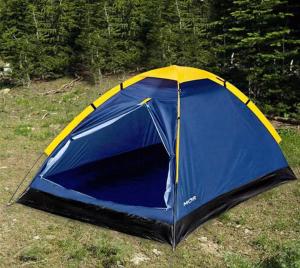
[44,65,281,156]
[175,82,181,184]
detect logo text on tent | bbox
[183,195,197,206]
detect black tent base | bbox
[174,166,296,245]
[18,167,296,247]
[18,188,173,244]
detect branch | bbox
[268,116,300,126]
[43,77,82,95]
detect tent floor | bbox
[47,143,169,207]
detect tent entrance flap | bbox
[43,105,170,208]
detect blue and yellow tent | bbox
[19,65,296,247]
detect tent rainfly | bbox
[18,65,296,247]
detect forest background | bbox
[0,0,299,118]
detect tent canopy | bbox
[19,65,296,247]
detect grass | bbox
[0,77,299,267]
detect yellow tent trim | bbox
[45,65,281,156]
[206,77,280,143]
[92,84,120,107]
[45,84,121,155]
[139,66,280,144]
[214,79,249,103]
[247,101,281,143]
[44,105,95,155]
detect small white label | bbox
[183,195,197,206]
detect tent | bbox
[18,65,296,247]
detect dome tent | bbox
[18,65,296,247]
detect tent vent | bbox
[120,83,124,90]
[245,99,250,105]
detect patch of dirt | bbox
[197,236,222,256]
[130,253,150,265]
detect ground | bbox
[0,77,299,268]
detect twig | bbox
[43,77,82,95]
[41,112,48,119]
[267,116,300,126]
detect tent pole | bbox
[7,152,44,206]
[172,182,178,251]
[172,81,181,250]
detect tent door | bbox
[44,105,171,208]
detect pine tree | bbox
[206,0,235,73]
[144,0,213,68]
[0,0,298,119]
[213,0,299,117]
[0,0,36,85]
[0,0,77,83]
[28,0,77,79]
[176,0,213,68]
[75,0,110,82]
[76,0,145,82]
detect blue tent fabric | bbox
[18,72,296,247]
[177,79,288,220]
[28,103,176,222]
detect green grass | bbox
[14,124,33,137]
[19,244,50,263]
[278,128,300,167]
[224,252,254,268]
[0,77,299,267]
[258,240,300,268]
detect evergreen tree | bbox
[76,0,145,82]
[0,0,298,118]
[206,0,235,73]
[145,0,213,68]
[0,0,77,83]
[213,0,299,117]
[0,0,36,84]
[175,0,213,68]
[28,0,77,79]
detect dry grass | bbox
[0,77,299,267]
